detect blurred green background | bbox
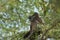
[0,0,60,40]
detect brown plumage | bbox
[23,12,43,39]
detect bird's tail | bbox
[23,31,31,38]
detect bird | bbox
[23,12,44,39]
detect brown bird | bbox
[23,12,44,39]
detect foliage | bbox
[0,0,60,40]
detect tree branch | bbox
[40,19,60,40]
